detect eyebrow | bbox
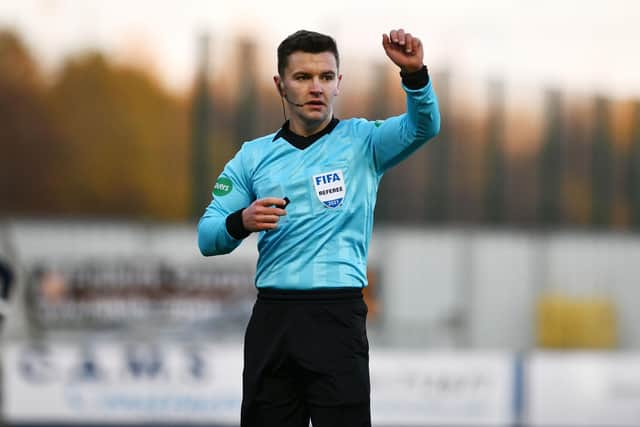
[291,70,336,77]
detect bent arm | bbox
[197,150,254,256]
[372,68,441,173]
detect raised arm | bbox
[372,29,441,173]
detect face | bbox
[274,51,342,129]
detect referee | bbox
[198,28,440,427]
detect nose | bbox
[309,77,323,94]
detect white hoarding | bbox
[370,350,515,426]
[2,341,243,424]
[527,353,640,426]
[3,342,515,426]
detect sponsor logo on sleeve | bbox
[312,170,345,208]
[213,177,233,197]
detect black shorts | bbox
[241,287,371,427]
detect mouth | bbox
[305,100,325,107]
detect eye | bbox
[322,74,335,81]
[295,75,309,81]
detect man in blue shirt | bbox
[199,28,440,427]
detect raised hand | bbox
[382,28,424,73]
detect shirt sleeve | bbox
[197,147,255,256]
[371,78,441,174]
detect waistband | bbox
[257,287,363,302]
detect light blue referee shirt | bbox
[198,79,440,290]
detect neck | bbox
[288,114,333,137]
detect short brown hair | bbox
[277,30,339,76]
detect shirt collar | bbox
[272,117,340,150]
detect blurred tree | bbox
[49,52,188,220]
[0,30,66,215]
[484,79,506,224]
[539,90,563,225]
[562,103,592,226]
[590,96,613,227]
[628,101,640,228]
[191,34,214,219]
[233,39,258,150]
[0,30,39,86]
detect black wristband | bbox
[400,65,429,90]
[226,208,251,240]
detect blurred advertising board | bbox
[526,353,640,426]
[371,351,516,426]
[24,261,382,334]
[2,341,243,424]
[2,342,516,426]
[25,261,256,334]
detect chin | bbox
[304,111,329,122]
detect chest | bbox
[251,138,368,215]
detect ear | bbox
[273,75,284,97]
[334,74,343,96]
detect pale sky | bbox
[1,0,639,98]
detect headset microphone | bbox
[283,93,305,108]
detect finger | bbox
[256,214,280,223]
[256,197,286,207]
[382,33,391,50]
[412,37,422,53]
[405,33,414,53]
[259,207,287,216]
[390,29,398,43]
[397,28,406,45]
[257,222,278,230]
[413,37,424,60]
[245,217,278,231]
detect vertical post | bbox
[190,34,213,219]
[590,96,612,227]
[539,90,563,225]
[628,101,640,228]
[233,38,258,150]
[484,79,506,224]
